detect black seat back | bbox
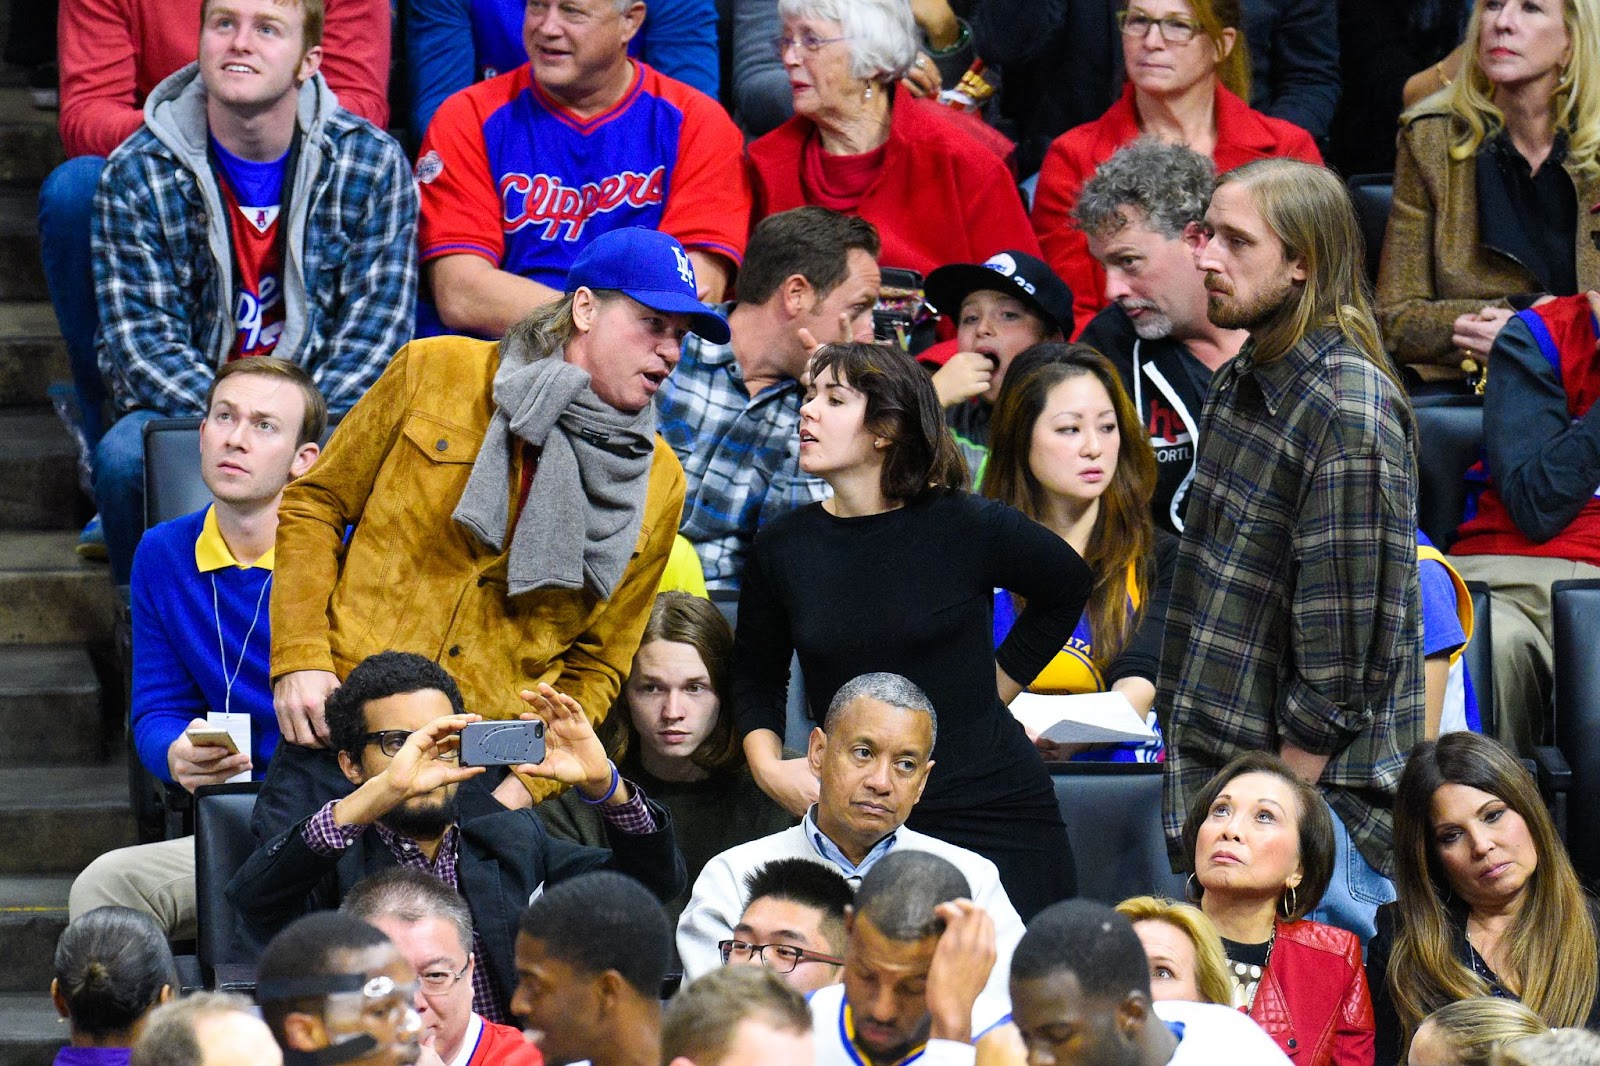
[1346,173,1394,285]
[1464,581,1496,737]
[142,418,207,530]
[1054,764,1188,904]
[1414,401,1485,549]
[1553,580,1600,884]
[194,782,262,984]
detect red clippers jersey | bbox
[218,174,285,359]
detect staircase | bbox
[0,62,136,1066]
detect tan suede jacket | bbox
[270,335,685,799]
[1377,96,1600,382]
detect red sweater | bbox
[58,0,392,158]
[1031,82,1322,337]
[746,93,1040,278]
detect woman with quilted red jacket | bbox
[1181,752,1376,1065]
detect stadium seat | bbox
[1053,763,1187,904]
[1414,399,1484,549]
[142,418,208,529]
[1464,580,1496,738]
[1550,580,1600,885]
[1346,174,1394,286]
[194,781,263,988]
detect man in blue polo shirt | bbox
[68,356,324,939]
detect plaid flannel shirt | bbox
[1158,328,1423,878]
[654,317,829,590]
[93,65,417,417]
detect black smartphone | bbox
[459,720,546,766]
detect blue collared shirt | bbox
[804,806,898,886]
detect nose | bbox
[1139,19,1167,47]
[661,689,686,723]
[800,394,819,421]
[868,983,899,1026]
[1194,233,1221,275]
[1103,268,1132,304]
[1466,823,1495,858]
[1490,3,1516,29]
[974,310,997,339]
[1081,427,1102,458]
[1025,1039,1057,1066]
[862,756,893,794]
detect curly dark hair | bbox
[325,652,466,760]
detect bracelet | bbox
[927,19,970,58]
[579,762,620,805]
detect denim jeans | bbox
[38,156,107,448]
[94,409,162,585]
[1307,800,1396,948]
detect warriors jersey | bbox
[416,59,749,291]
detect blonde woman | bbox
[1409,998,1548,1066]
[1115,896,1233,1007]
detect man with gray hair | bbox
[676,673,1023,1008]
[1076,138,1249,535]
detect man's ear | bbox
[806,727,827,779]
[290,440,320,480]
[619,1,647,43]
[572,287,598,332]
[1114,991,1150,1039]
[1181,220,1207,251]
[781,274,816,319]
[297,45,324,85]
[337,748,366,787]
[910,759,934,806]
[283,1011,328,1053]
[1287,254,1308,284]
[595,969,631,1018]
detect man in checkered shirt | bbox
[655,207,883,591]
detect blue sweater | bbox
[130,507,277,783]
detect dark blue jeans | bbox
[94,409,160,585]
[38,155,107,447]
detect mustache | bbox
[1203,272,1233,295]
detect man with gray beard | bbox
[1076,139,1247,536]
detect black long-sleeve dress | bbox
[732,489,1093,918]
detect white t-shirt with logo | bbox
[1156,1000,1290,1065]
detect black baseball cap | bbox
[924,251,1074,338]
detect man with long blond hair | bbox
[1158,157,1423,944]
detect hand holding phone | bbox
[459,720,547,767]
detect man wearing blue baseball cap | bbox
[266,227,726,814]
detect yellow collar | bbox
[194,505,275,572]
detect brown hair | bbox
[204,356,327,447]
[1114,895,1233,1007]
[601,592,741,774]
[1389,734,1597,1053]
[982,344,1156,669]
[1188,0,1251,101]
[200,0,325,52]
[807,343,968,500]
[661,967,811,1064]
[736,208,881,306]
[1180,751,1335,921]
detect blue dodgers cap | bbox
[566,228,732,344]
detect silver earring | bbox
[1279,885,1298,920]
[1185,873,1202,903]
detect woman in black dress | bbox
[732,341,1093,918]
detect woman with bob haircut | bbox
[981,344,1174,762]
[1377,0,1600,388]
[744,0,1039,278]
[1368,732,1600,1063]
[1182,751,1375,1065]
[536,591,794,927]
[1031,0,1322,335]
[51,906,176,1063]
[732,341,1093,918]
[1115,895,1233,1007]
[1408,998,1549,1066]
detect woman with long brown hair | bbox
[1368,732,1600,1063]
[982,344,1174,761]
[732,341,1093,918]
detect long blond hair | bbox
[1427,0,1600,177]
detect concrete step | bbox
[0,876,71,995]
[0,87,64,189]
[0,304,67,408]
[0,767,135,875]
[0,410,84,530]
[0,995,65,1066]
[0,532,116,646]
[0,647,105,767]
[0,190,45,304]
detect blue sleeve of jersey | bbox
[1420,558,1468,658]
[993,588,1017,648]
[407,0,477,141]
[636,0,720,97]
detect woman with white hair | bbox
[745,0,1039,280]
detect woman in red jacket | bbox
[745,0,1039,281]
[1031,0,1321,335]
[1182,751,1376,1065]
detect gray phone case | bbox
[459,720,547,766]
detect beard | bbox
[1204,271,1297,332]
[378,790,460,841]
[1122,299,1175,340]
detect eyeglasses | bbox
[418,960,471,994]
[771,32,850,58]
[718,940,844,972]
[1116,10,1202,43]
[359,730,459,760]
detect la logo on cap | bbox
[672,246,695,286]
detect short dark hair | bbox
[256,911,392,1034]
[53,907,176,1040]
[325,652,466,760]
[1011,899,1150,1001]
[519,872,670,998]
[743,858,854,954]
[203,354,328,447]
[342,868,475,958]
[130,991,255,1066]
[808,342,967,501]
[822,672,938,750]
[1180,751,1334,920]
[736,207,881,306]
[661,967,811,1064]
[853,851,969,942]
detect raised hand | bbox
[512,684,617,800]
[925,899,996,1045]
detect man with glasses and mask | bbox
[231,651,686,1025]
[343,870,542,1066]
[257,911,424,1066]
[720,857,851,995]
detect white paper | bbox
[1010,691,1157,746]
[207,711,253,784]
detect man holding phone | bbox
[68,357,325,940]
[229,651,686,1024]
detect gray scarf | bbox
[452,334,656,600]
